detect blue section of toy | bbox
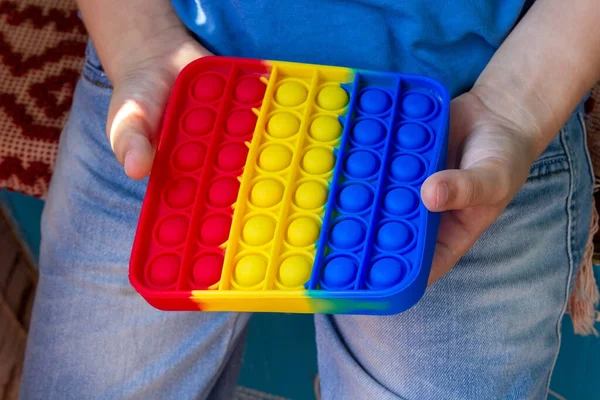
[308,70,450,314]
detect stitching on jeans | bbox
[545,125,576,395]
[82,71,113,89]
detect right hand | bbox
[104,24,211,179]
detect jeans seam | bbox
[545,126,576,395]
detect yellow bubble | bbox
[287,217,320,247]
[279,255,312,287]
[294,181,328,210]
[302,148,334,175]
[242,215,275,246]
[250,180,283,208]
[235,255,267,287]
[309,116,342,142]
[267,113,300,138]
[275,81,307,107]
[258,145,292,172]
[317,86,349,110]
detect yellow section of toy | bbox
[219,61,354,291]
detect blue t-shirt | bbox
[171,0,534,97]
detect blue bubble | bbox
[338,184,372,213]
[331,219,365,249]
[402,93,434,119]
[323,257,357,288]
[352,119,386,146]
[368,258,406,289]
[345,151,380,178]
[384,188,419,216]
[377,221,413,251]
[359,89,391,114]
[390,155,425,182]
[396,123,430,150]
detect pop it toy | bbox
[129,57,450,314]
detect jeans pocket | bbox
[82,40,113,89]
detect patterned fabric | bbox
[0,0,86,198]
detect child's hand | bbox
[76,0,212,179]
[106,34,212,179]
[421,92,536,285]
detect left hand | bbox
[421,91,539,285]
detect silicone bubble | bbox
[242,215,275,246]
[199,214,232,246]
[384,187,419,216]
[192,253,223,286]
[226,109,257,137]
[235,76,266,104]
[275,81,307,107]
[396,123,431,150]
[267,112,300,138]
[323,256,357,289]
[208,178,240,208]
[193,73,225,102]
[174,142,206,171]
[149,254,180,287]
[377,221,413,251]
[317,85,349,110]
[302,147,334,175]
[390,154,426,183]
[279,255,312,287]
[358,89,391,114]
[331,218,365,249]
[368,257,406,289]
[156,215,189,246]
[309,115,342,142]
[401,92,435,119]
[258,144,292,172]
[165,178,197,209]
[286,217,320,247]
[338,183,373,213]
[234,254,267,287]
[183,108,216,136]
[217,143,248,171]
[250,179,284,208]
[294,181,328,210]
[352,118,386,146]
[345,150,380,179]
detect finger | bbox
[421,165,510,212]
[108,90,161,180]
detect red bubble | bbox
[208,178,240,208]
[149,254,180,287]
[217,143,248,171]
[174,142,206,171]
[235,77,266,104]
[157,216,189,246]
[199,214,232,246]
[226,110,257,137]
[192,253,224,286]
[165,179,197,209]
[193,74,225,101]
[183,108,215,136]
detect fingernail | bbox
[436,183,448,208]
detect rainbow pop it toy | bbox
[129,57,450,314]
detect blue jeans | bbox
[20,42,594,400]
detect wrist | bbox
[76,0,196,83]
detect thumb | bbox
[421,163,511,212]
[106,42,212,179]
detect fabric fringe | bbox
[567,188,600,336]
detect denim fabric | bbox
[20,41,594,400]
